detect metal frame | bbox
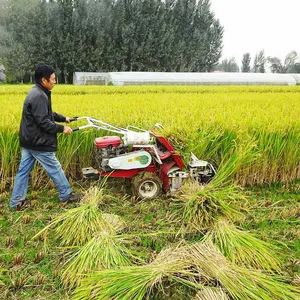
[73,116,163,164]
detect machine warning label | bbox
[128,155,149,165]
[137,155,149,165]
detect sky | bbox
[210,0,300,65]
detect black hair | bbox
[34,64,55,84]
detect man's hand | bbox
[63,126,72,134]
[65,117,71,123]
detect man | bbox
[9,64,80,210]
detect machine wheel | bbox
[131,172,162,199]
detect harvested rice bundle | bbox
[204,218,282,273]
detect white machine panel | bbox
[123,131,150,145]
[108,150,152,170]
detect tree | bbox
[241,53,251,72]
[251,50,266,73]
[183,0,224,72]
[290,62,300,73]
[215,57,239,72]
[268,51,299,73]
[1,0,224,82]
[284,51,298,72]
[267,57,283,73]
[0,0,43,82]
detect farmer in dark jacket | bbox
[9,64,79,210]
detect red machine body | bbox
[97,132,184,193]
[95,136,122,148]
[75,116,215,199]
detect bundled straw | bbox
[102,213,126,233]
[194,287,229,300]
[176,140,256,232]
[73,241,300,300]
[204,218,283,273]
[61,231,133,289]
[178,180,241,232]
[33,187,116,246]
[73,246,200,300]
[188,242,300,300]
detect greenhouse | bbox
[289,74,300,84]
[73,72,297,86]
[107,72,296,86]
[0,64,5,82]
[73,72,109,85]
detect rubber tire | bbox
[131,172,162,199]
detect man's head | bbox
[34,64,56,90]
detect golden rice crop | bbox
[204,218,282,273]
[1,85,300,190]
[73,241,300,300]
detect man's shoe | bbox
[61,193,82,206]
[10,199,31,211]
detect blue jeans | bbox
[9,148,71,208]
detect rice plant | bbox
[33,186,116,246]
[72,245,199,300]
[61,231,134,290]
[204,217,283,273]
[1,85,300,187]
[194,287,229,300]
[175,136,258,233]
[0,127,20,191]
[188,242,300,300]
[73,241,300,300]
[210,137,258,188]
[176,180,241,232]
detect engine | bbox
[95,144,129,172]
[94,136,152,172]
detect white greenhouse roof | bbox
[107,72,296,86]
[73,72,109,85]
[288,74,300,84]
[73,71,298,86]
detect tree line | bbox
[216,50,300,73]
[0,0,223,83]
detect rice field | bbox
[0,84,300,298]
[0,85,300,190]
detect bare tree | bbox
[268,57,284,73]
[251,50,266,73]
[284,51,298,73]
[268,51,299,73]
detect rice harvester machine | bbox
[71,117,216,199]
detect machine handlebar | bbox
[69,117,152,145]
[69,116,79,131]
[69,116,79,122]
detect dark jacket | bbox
[19,84,65,152]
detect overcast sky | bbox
[210,0,300,64]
